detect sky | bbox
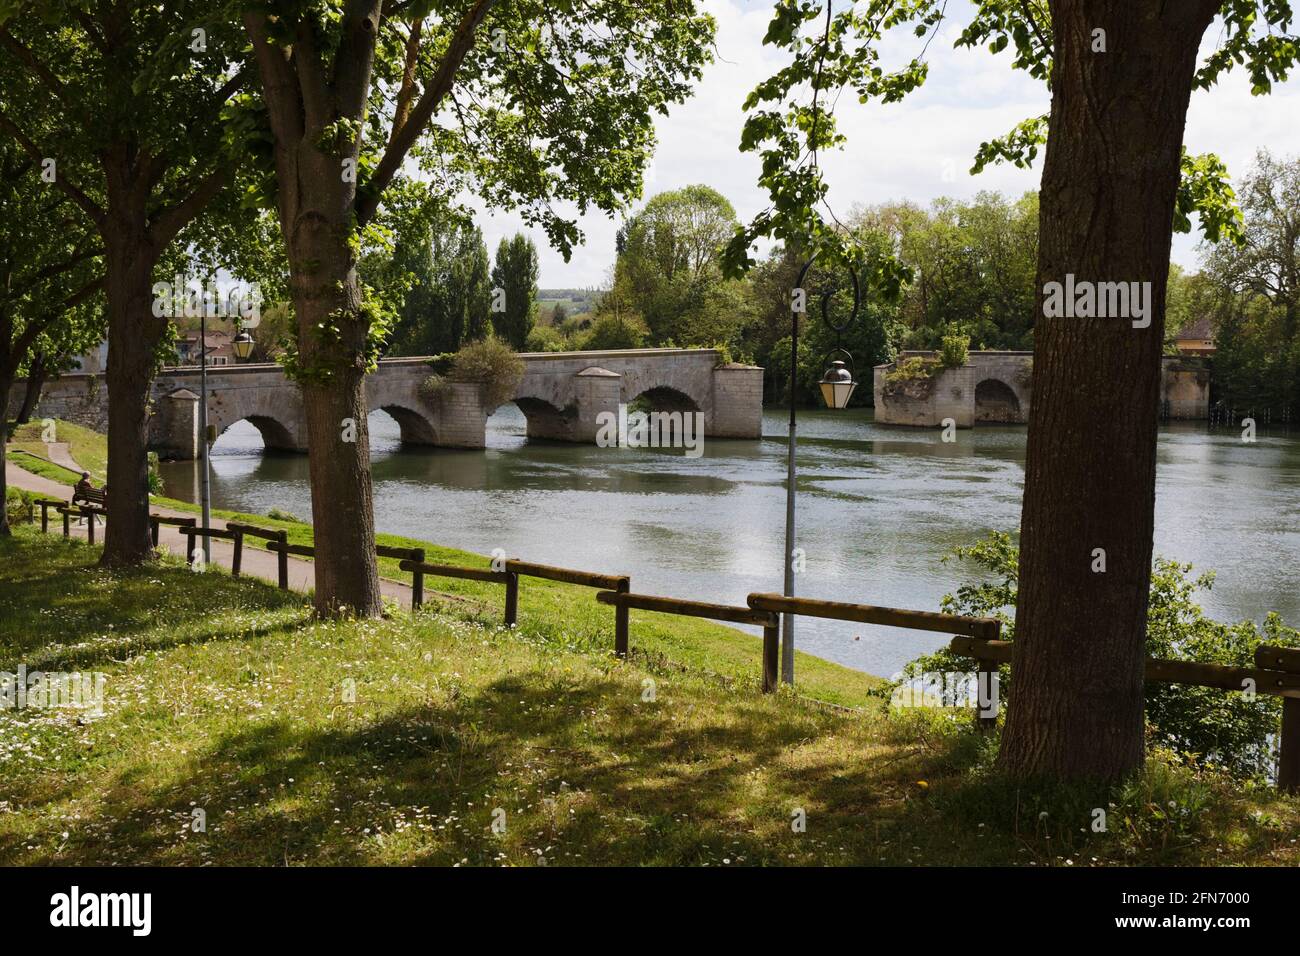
[471,0,1300,291]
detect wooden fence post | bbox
[231,530,243,577]
[184,529,195,567]
[411,549,425,609]
[974,620,1001,733]
[86,510,95,546]
[762,619,780,693]
[1280,697,1300,794]
[276,531,288,589]
[504,572,518,626]
[614,578,630,658]
[62,509,69,539]
[150,517,160,548]
[40,501,49,534]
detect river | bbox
[158,407,1300,678]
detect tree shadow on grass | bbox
[0,534,309,670]
[20,665,982,867]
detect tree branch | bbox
[356,0,498,226]
[0,27,91,125]
[149,164,230,250]
[388,19,424,148]
[243,11,306,147]
[0,109,106,227]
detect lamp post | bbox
[197,306,212,564]
[782,255,861,684]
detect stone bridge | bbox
[15,348,763,460]
[872,350,1209,427]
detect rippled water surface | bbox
[159,407,1300,677]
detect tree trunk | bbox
[290,216,383,617]
[99,232,165,566]
[15,351,45,424]
[998,1,1220,782]
[0,370,12,537]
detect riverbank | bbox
[5,421,878,707]
[2,526,1298,866]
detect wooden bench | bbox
[71,486,107,525]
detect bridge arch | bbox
[204,387,307,453]
[628,384,701,413]
[365,378,440,447]
[974,378,1022,423]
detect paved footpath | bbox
[6,461,417,609]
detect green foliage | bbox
[734,0,1299,281]
[614,185,754,348]
[523,325,570,353]
[1200,150,1300,417]
[441,336,525,411]
[938,329,970,368]
[891,532,1300,779]
[583,312,648,351]
[883,355,939,386]
[417,373,450,404]
[377,199,491,357]
[4,486,36,526]
[490,234,539,350]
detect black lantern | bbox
[232,330,255,361]
[819,357,856,409]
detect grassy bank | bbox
[7,420,876,707]
[9,419,108,479]
[1,527,1297,866]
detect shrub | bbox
[886,531,1300,779]
[939,329,970,368]
[446,336,525,410]
[582,313,648,351]
[417,373,450,404]
[5,486,36,525]
[267,507,300,523]
[525,325,568,352]
[147,452,164,495]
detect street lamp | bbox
[781,254,862,684]
[819,355,857,409]
[232,330,255,361]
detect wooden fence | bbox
[950,635,1300,792]
[32,508,1299,790]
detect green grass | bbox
[7,450,83,487]
[9,420,878,707]
[2,526,1297,867]
[9,419,108,480]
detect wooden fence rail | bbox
[951,635,1300,792]
[750,593,1001,725]
[597,590,781,689]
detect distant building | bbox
[175,329,235,366]
[72,340,108,374]
[1175,317,1215,356]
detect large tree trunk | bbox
[14,351,45,424]
[99,229,165,566]
[289,213,383,617]
[0,369,13,537]
[998,1,1220,782]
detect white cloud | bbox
[473,0,1300,289]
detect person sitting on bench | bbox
[72,472,105,523]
